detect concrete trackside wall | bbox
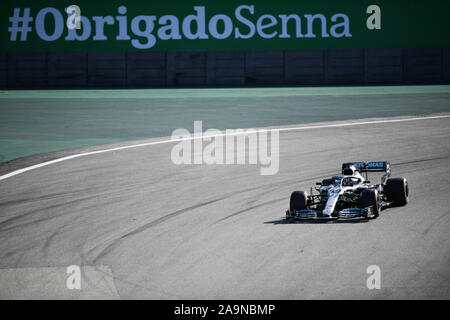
[1,48,449,88]
[0,53,7,87]
[445,49,450,83]
[2,1,448,88]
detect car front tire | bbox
[290,191,308,211]
[358,188,380,219]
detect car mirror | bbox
[315,182,322,185]
[364,180,370,184]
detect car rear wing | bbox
[342,162,391,173]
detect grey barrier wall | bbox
[1,48,449,88]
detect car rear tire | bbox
[290,191,308,211]
[358,189,380,218]
[385,177,408,206]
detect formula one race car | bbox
[286,162,408,221]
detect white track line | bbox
[1,115,449,181]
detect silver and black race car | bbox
[286,161,408,221]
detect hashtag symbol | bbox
[8,8,33,41]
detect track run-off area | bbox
[0,113,449,299]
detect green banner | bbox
[1,0,449,52]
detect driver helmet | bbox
[342,177,356,186]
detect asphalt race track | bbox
[0,114,449,299]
